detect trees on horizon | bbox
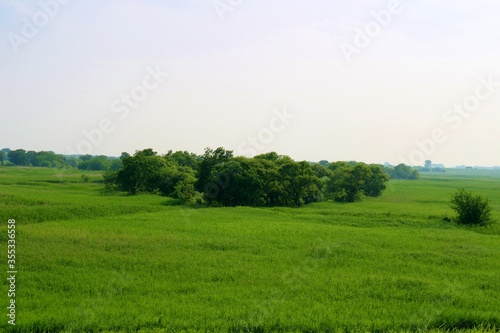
[107,147,396,208]
[1,146,421,208]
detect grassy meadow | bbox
[1,166,499,332]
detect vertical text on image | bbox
[7,219,17,326]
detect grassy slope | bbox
[0,167,499,332]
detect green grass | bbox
[1,167,499,332]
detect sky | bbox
[1,0,500,167]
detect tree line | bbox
[1,147,420,208]
[0,148,121,171]
[104,148,417,208]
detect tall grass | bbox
[0,167,499,332]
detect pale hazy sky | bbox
[1,0,500,166]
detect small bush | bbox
[81,174,90,183]
[102,171,118,190]
[450,188,492,226]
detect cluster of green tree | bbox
[77,154,122,171]
[2,149,68,168]
[383,163,419,180]
[106,148,392,207]
[0,148,121,171]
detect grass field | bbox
[1,167,499,332]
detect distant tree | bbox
[116,151,150,194]
[78,156,110,171]
[172,171,204,205]
[103,170,118,190]
[425,160,432,169]
[326,163,369,202]
[25,150,37,166]
[156,160,183,197]
[211,157,271,207]
[106,147,392,207]
[450,189,492,226]
[109,158,122,171]
[119,152,130,160]
[64,156,78,168]
[0,151,5,165]
[311,163,332,179]
[385,164,419,180]
[196,147,233,202]
[8,149,27,166]
[79,154,93,162]
[165,150,200,170]
[324,162,388,202]
[115,149,167,194]
[311,163,333,201]
[276,159,321,207]
[362,164,390,197]
[253,154,283,206]
[33,151,65,168]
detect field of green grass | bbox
[1,167,499,332]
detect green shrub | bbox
[450,188,492,226]
[81,174,90,183]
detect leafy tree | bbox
[8,149,27,166]
[120,152,130,160]
[33,151,65,168]
[450,189,492,226]
[173,172,204,205]
[275,159,321,207]
[26,150,37,166]
[103,170,118,190]
[253,154,283,206]
[255,152,281,161]
[326,163,363,202]
[157,160,184,197]
[116,149,167,194]
[78,156,111,171]
[311,163,332,179]
[196,147,233,202]
[64,156,78,168]
[165,150,200,170]
[116,155,143,194]
[79,154,93,162]
[207,157,267,207]
[362,164,390,197]
[139,154,169,193]
[325,162,387,202]
[311,163,334,201]
[0,151,5,165]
